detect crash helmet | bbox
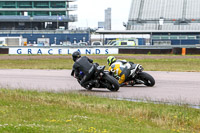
[107,56,116,66]
[72,51,81,62]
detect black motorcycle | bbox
[111,63,155,87]
[75,65,120,91]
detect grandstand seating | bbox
[141,0,163,20]
[128,0,200,30]
[129,0,140,20]
[185,0,200,19]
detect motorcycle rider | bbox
[71,51,97,89]
[107,56,133,86]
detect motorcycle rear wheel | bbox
[137,72,155,87]
[103,73,119,91]
[85,85,92,91]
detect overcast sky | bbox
[71,0,132,30]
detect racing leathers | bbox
[71,56,95,88]
[108,60,132,86]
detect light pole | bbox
[57,14,58,29]
[57,15,62,29]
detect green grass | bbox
[0,55,200,72]
[0,59,72,69]
[0,55,199,132]
[0,89,200,133]
[128,58,200,72]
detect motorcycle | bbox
[74,64,120,91]
[111,63,155,87]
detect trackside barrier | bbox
[1,47,200,55]
[119,49,172,54]
[0,48,8,54]
[8,47,119,55]
[172,47,200,55]
[119,48,200,55]
[186,48,200,54]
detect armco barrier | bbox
[0,48,8,54]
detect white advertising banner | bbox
[9,48,119,55]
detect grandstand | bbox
[127,0,200,30]
[0,0,77,30]
[0,0,91,46]
[125,0,200,45]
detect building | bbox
[0,0,77,30]
[125,0,200,45]
[0,0,89,46]
[127,0,200,31]
[97,8,111,30]
[98,21,104,29]
[104,8,111,30]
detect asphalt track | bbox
[0,69,200,105]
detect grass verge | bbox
[0,55,200,72]
[0,89,199,133]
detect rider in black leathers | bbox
[71,51,97,89]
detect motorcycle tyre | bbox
[85,86,92,91]
[103,73,119,91]
[137,72,155,87]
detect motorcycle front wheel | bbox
[137,72,155,87]
[102,73,119,91]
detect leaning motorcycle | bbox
[111,63,155,87]
[74,65,120,91]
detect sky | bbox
[71,0,132,30]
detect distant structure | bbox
[0,0,91,46]
[0,0,77,30]
[98,21,104,29]
[104,8,111,30]
[96,0,200,46]
[127,0,200,30]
